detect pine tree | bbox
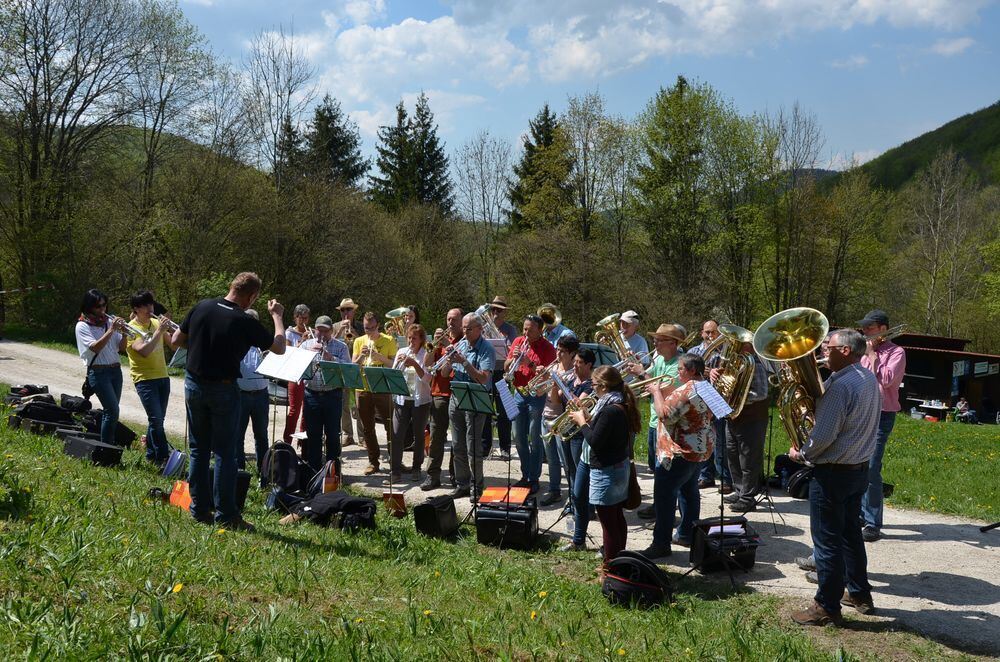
[369,101,416,213]
[304,95,368,188]
[411,92,454,214]
[275,113,306,189]
[508,104,574,231]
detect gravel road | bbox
[2,339,997,656]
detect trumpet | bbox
[430,344,465,374]
[361,338,376,367]
[504,335,530,384]
[107,315,147,341]
[333,320,355,344]
[152,314,180,335]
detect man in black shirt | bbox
[173,272,286,530]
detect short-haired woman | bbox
[125,290,177,465]
[74,289,127,448]
[569,365,641,567]
[390,323,432,482]
[641,352,715,559]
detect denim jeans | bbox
[543,429,562,494]
[238,388,270,473]
[810,464,873,615]
[861,411,896,530]
[699,418,730,484]
[134,377,170,462]
[572,459,591,545]
[513,393,546,485]
[185,375,241,524]
[653,457,703,546]
[557,435,583,501]
[89,366,123,447]
[481,370,512,455]
[303,388,344,473]
[449,396,488,493]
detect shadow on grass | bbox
[841,607,1000,657]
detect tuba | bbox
[594,313,631,361]
[701,324,756,418]
[753,307,829,450]
[537,303,561,329]
[384,307,409,337]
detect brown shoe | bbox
[364,464,378,476]
[841,591,876,615]
[791,601,842,626]
[343,437,355,447]
[720,483,735,495]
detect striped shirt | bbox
[801,363,880,465]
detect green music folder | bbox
[316,361,363,389]
[361,366,410,395]
[451,381,494,414]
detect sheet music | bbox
[495,382,520,420]
[708,524,746,537]
[256,346,318,382]
[488,338,508,361]
[693,380,733,419]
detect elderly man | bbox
[686,320,719,357]
[300,316,352,473]
[689,319,732,493]
[421,308,463,491]
[448,312,495,500]
[858,309,906,543]
[619,310,650,366]
[790,328,881,626]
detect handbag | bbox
[81,354,97,399]
[625,461,642,510]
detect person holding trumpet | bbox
[75,288,127,448]
[352,311,398,475]
[124,290,178,465]
[300,316,352,473]
[447,313,495,500]
[506,314,557,494]
[283,304,312,444]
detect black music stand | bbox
[452,381,493,508]
[579,343,618,367]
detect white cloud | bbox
[826,148,882,170]
[930,36,976,56]
[830,54,869,69]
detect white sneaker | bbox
[565,515,575,535]
[560,541,585,552]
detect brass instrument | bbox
[537,303,561,329]
[152,314,180,335]
[430,344,464,374]
[503,335,530,384]
[542,370,596,441]
[627,372,677,396]
[753,307,829,450]
[334,320,356,344]
[384,307,409,337]
[361,338,376,367]
[473,304,507,342]
[701,323,756,418]
[864,323,906,344]
[107,314,146,341]
[526,359,563,396]
[679,328,701,352]
[594,313,631,361]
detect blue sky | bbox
[180,0,1000,168]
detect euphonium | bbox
[752,307,829,450]
[701,323,755,418]
[594,313,631,361]
[542,370,597,441]
[473,304,506,342]
[384,307,409,337]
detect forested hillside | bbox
[1,0,998,353]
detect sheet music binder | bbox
[693,380,734,419]
[360,366,410,395]
[256,346,318,382]
[579,343,618,367]
[451,381,494,414]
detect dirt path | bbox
[2,339,998,657]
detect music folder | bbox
[361,366,410,395]
[693,380,734,419]
[256,346,318,382]
[451,381,494,414]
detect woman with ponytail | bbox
[569,365,641,567]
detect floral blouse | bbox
[655,380,715,468]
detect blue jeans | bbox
[653,457,703,547]
[572,459,591,545]
[185,375,241,524]
[513,393,546,485]
[543,428,562,494]
[238,388,270,473]
[699,418,730,484]
[861,411,895,530]
[481,370,512,455]
[135,377,170,462]
[557,435,583,501]
[88,366,123,447]
[303,388,344,473]
[810,464,873,615]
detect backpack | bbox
[60,393,92,413]
[292,491,377,531]
[602,551,674,609]
[786,467,813,499]
[10,384,48,397]
[260,442,310,492]
[305,459,342,497]
[773,453,801,490]
[14,400,76,426]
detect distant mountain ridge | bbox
[859,101,1000,190]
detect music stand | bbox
[578,343,618,367]
[360,366,409,505]
[452,381,493,508]
[316,361,363,390]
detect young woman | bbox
[642,353,715,559]
[390,324,432,482]
[125,290,177,465]
[569,365,641,567]
[74,289,127,447]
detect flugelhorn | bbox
[430,344,465,374]
[526,359,563,396]
[542,370,596,441]
[628,372,676,396]
[753,307,829,450]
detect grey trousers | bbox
[449,395,487,493]
[725,416,768,499]
[426,396,451,479]
[391,400,429,475]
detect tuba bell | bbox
[537,303,561,329]
[701,323,756,418]
[384,307,409,338]
[753,307,829,450]
[594,313,631,362]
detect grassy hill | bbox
[860,101,1000,190]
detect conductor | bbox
[172,272,286,530]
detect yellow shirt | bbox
[352,333,398,369]
[126,318,168,383]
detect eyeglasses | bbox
[827,344,849,350]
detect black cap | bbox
[857,309,889,327]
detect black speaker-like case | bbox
[475,497,538,549]
[689,515,759,573]
[414,495,459,538]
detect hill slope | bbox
[861,101,1000,190]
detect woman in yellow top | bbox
[126,290,178,465]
